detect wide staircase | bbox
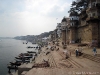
[82,53,100,63]
[48,53,57,68]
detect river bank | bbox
[11,41,100,75]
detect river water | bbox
[0,39,37,75]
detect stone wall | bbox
[69,27,77,43]
[92,23,98,41]
[62,30,66,43]
[77,21,100,47]
[77,25,92,43]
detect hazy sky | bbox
[0,0,72,37]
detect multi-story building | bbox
[68,0,100,47]
[61,17,67,44]
[56,23,62,38]
[61,17,70,44]
[69,11,79,43]
[86,0,100,46]
[78,8,88,43]
[50,0,100,47]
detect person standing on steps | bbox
[93,47,97,56]
[75,48,79,57]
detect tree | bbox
[68,0,89,14]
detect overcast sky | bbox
[0,0,72,37]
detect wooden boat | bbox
[7,64,18,69]
[15,59,22,62]
[10,62,21,66]
[23,56,33,58]
[27,51,37,56]
[7,64,18,74]
[19,53,33,56]
[15,57,22,59]
[27,46,33,48]
[27,51,36,53]
[15,59,30,63]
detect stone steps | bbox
[58,50,83,68]
[82,53,100,63]
[67,58,83,68]
[96,54,100,57]
[25,68,100,75]
[48,53,57,68]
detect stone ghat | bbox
[12,42,100,75]
[25,68,100,75]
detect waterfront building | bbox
[56,23,62,38]
[54,29,58,41]
[61,17,67,45]
[49,0,100,47]
[50,32,55,41]
[60,17,70,44]
[69,11,79,43]
[66,0,100,47]
[85,0,100,47]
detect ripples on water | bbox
[0,39,37,75]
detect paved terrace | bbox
[22,42,100,75]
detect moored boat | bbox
[7,64,18,69]
[10,62,21,66]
